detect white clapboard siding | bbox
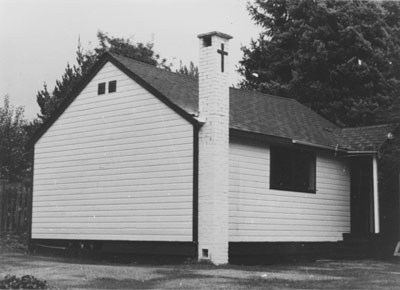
[32,209,193,218]
[32,61,194,241]
[229,139,350,242]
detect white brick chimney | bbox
[197,31,232,265]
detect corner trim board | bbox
[28,146,34,251]
[193,126,199,243]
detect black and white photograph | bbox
[1,0,400,289]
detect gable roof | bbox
[32,52,397,153]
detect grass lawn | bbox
[1,247,400,290]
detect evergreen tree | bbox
[239,0,400,126]
[36,40,95,121]
[176,60,199,78]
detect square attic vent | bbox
[203,36,212,47]
[98,82,106,95]
[108,80,117,93]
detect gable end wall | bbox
[32,62,194,241]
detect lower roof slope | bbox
[334,124,398,151]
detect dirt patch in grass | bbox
[0,250,399,289]
[0,232,28,254]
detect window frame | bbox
[98,82,106,95]
[269,146,316,194]
[108,80,117,93]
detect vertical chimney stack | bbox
[197,31,232,265]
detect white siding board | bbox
[34,169,191,183]
[32,228,191,236]
[36,119,189,145]
[35,145,191,164]
[33,202,192,212]
[229,204,349,216]
[33,183,191,195]
[34,177,191,191]
[230,215,349,224]
[60,93,156,117]
[35,130,192,154]
[230,196,350,209]
[229,190,349,204]
[33,215,189,222]
[32,61,193,241]
[33,195,192,208]
[33,209,193,219]
[229,234,344,242]
[34,222,190,229]
[229,139,351,242]
[34,167,193,185]
[229,224,349,232]
[35,122,189,147]
[50,87,163,117]
[35,137,191,157]
[33,190,191,202]
[29,234,189,241]
[34,163,192,179]
[38,103,181,131]
[54,102,181,126]
[230,210,349,220]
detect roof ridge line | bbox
[110,52,310,103]
[229,87,296,101]
[109,52,199,82]
[340,123,398,130]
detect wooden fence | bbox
[0,183,31,233]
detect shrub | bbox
[0,275,48,289]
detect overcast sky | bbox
[0,0,261,120]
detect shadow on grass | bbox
[234,277,348,290]
[3,250,400,290]
[232,261,400,290]
[236,276,400,290]
[79,271,217,289]
[82,277,151,290]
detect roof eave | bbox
[108,55,200,127]
[29,52,112,147]
[230,128,293,146]
[292,139,379,155]
[292,139,347,153]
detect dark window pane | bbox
[98,82,106,95]
[108,80,117,93]
[203,36,212,47]
[270,146,316,193]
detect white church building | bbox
[30,32,396,264]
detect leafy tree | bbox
[36,31,171,121]
[94,31,171,70]
[176,60,199,78]
[0,95,30,183]
[239,0,400,126]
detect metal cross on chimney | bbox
[217,44,228,73]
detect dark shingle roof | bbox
[111,53,199,115]
[110,53,396,152]
[334,124,398,151]
[229,88,338,147]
